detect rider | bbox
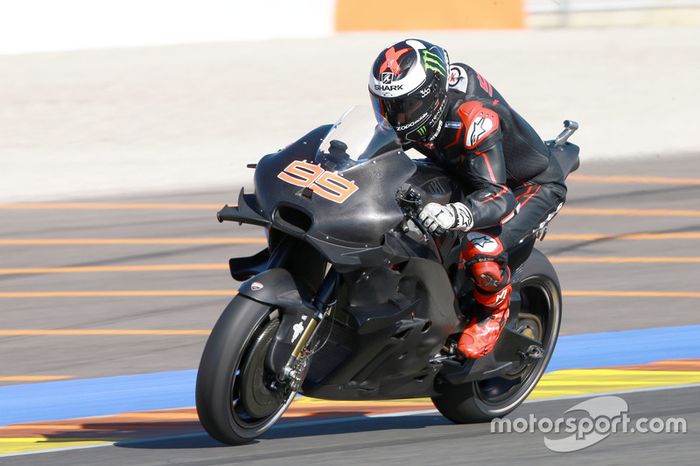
[368,39,567,359]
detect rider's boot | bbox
[458,281,511,358]
[457,232,512,359]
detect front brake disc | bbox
[239,319,288,418]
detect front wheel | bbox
[196,296,294,445]
[431,249,561,423]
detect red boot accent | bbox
[458,231,512,358]
[458,284,512,359]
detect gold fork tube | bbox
[290,318,319,358]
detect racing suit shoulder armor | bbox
[457,100,500,150]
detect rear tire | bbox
[196,295,294,445]
[431,249,561,423]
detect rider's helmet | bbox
[369,39,450,144]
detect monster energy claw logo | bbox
[417,126,427,137]
[421,49,446,77]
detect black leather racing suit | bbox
[411,62,567,250]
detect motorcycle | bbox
[195,107,580,445]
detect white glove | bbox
[418,202,474,235]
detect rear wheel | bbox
[196,296,295,445]
[431,249,561,423]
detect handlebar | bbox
[396,185,423,218]
[396,185,433,239]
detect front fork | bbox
[280,268,338,390]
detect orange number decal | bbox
[277,160,325,187]
[277,160,359,204]
[311,171,359,204]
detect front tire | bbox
[196,295,294,445]
[431,249,561,423]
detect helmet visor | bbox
[376,94,430,128]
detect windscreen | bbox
[315,106,402,171]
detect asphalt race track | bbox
[1,154,699,464]
[2,386,699,466]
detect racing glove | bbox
[418,202,474,235]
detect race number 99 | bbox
[277,160,359,204]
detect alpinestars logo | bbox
[469,116,492,146]
[467,232,499,253]
[421,49,446,77]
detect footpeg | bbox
[519,344,544,360]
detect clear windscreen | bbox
[315,106,402,171]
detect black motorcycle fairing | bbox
[228,248,270,281]
[547,141,580,178]
[238,268,309,310]
[530,141,580,185]
[343,266,402,308]
[220,127,449,270]
[254,128,416,250]
[217,189,269,227]
[301,256,462,400]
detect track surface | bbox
[1,154,699,463]
[3,385,699,466]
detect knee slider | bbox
[471,260,510,292]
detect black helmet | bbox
[369,39,450,143]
